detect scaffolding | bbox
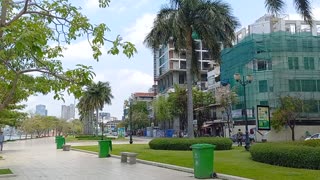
[221,31,320,119]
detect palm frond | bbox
[192,0,239,63]
[294,0,313,25]
[265,0,285,14]
[143,7,177,49]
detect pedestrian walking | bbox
[237,129,243,146]
[0,132,4,151]
[249,128,255,144]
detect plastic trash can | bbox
[191,144,215,179]
[98,140,112,158]
[55,135,63,143]
[56,136,65,149]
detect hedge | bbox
[250,142,320,169]
[74,135,115,140]
[148,137,232,151]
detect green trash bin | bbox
[56,136,65,149]
[55,135,63,143]
[191,144,215,179]
[98,140,112,158]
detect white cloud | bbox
[108,0,151,13]
[83,0,99,11]
[124,13,156,45]
[61,39,107,62]
[288,7,320,21]
[23,68,153,120]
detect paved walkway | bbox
[0,137,197,180]
[68,136,152,146]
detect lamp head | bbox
[246,75,253,83]
[234,73,241,82]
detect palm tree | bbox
[265,0,312,25]
[144,0,239,138]
[77,81,113,138]
[77,93,95,135]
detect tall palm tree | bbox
[144,0,239,138]
[77,93,95,135]
[265,0,312,25]
[77,81,113,138]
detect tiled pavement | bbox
[0,138,197,180]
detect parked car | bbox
[305,133,320,141]
[230,134,246,142]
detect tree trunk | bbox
[89,110,94,135]
[290,125,295,141]
[186,28,194,138]
[96,109,99,136]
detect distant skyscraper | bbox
[61,104,75,120]
[35,104,47,116]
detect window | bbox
[180,61,186,69]
[288,57,299,70]
[303,100,318,113]
[254,60,272,71]
[302,39,312,52]
[301,80,316,92]
[317,25,320,35]
[286,24,296,34]
[287,39,298,52]
[311,134,319,138]
[260,101,269,106]
[301,24,311,32]
[202,62,210,70]
[317,80,320,91]
[180,51,186,59]
[179,73,185,84]
[196,52,201,60]
[259,80,268,93]
[289,80,301,92]
[257,60,267,71]
[202,52,211,60]
[304,57,315,70]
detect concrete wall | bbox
[234,125,320,142]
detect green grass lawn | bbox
[73,144,320,180]
[65,136,125,142]
[0,169,12,175]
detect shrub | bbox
[302,139,320,147]
[149,137,232,151]
[75,135,115,140]
[250,143,320,169]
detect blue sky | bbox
[25,0,320,119]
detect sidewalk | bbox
[0,137,196,180]
[67,136,152,146]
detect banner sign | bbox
[257,105,271,130]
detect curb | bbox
[71,148,252,180]
[0,174,16,178]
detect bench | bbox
[63,145,71,151]
[120,152,138,164]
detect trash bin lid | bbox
[191,144,215,149]
[98,140,111,142]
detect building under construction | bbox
[221,15,320,141]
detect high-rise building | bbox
[35,104,47,116]
[154,39,213,94]
[61,104,75,120]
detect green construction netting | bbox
[220,31,320,117]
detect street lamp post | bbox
[234,73,253,151]
[129,99,133,144]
